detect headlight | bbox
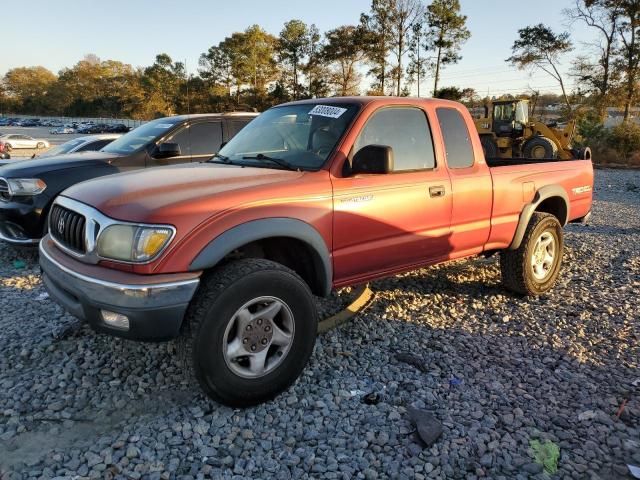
[96,224,174,262]
[6,178,47,196]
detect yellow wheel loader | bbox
[474,99,591,161]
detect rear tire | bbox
[523,136,558,159]
[500,212,563,296]
[183,258,318,407]
[480,136,498,158]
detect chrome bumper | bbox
[39,237,200,341]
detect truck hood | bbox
[62,163,306,223]
[0,151,118,177]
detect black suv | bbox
[0,113,257,245]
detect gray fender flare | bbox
[509,185,569,251]
[189,218,333,297]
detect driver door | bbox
[331,106,452,284]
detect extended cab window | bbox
[353,107,435,171]
[189,122,223,157]
[436,108,475,169]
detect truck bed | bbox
[485,157,575,168]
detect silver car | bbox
[37,134,121,158]
[0,134,50,150]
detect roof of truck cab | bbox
[158,112,259,122]
[280,96,464,108]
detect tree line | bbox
[0,0,471,119]
[2,0,640,127]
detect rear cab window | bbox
[226,119,253,139]
[189,121,223,158]
[436,108,475,169]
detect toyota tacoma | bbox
[39,97,593,406]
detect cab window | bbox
[436,108,475,169]
[190,122,223,156]
[353,107,436,171]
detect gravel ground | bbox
[0,168,638,480]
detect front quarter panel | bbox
[140,170,335,276]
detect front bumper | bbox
[0,196,45,244]
[39,236,201,341]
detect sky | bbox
[1,0,598,96]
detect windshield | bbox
[40,138,85,157]
[493,103,515,122]
[215,103,359,170]
[101,118,180,155]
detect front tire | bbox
[184,258,318,407]
[500,212,563,296]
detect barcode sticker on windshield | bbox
[155,123,173,129]
[309,105,348,119]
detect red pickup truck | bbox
[39,97,593,406]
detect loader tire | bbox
[480,136,498,158]
[523,136,558,159]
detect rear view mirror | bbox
[351,145,394,175]
[154,142,181,159]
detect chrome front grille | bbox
[49,204,87,254]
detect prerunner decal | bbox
[309,105,348,119]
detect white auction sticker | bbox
[155,123,174,129]
[309,105,347,119]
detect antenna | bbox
[185,58,190,115]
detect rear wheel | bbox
[523,136,558,159]
[183,258,318,407]
[480,136,498,158]
[500,212,563,296]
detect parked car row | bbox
[50,122,131,135]
[0,99,594,407]
[0,117,134,133]
[0,118,71,127]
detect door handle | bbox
[429,186,446,198]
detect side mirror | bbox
[154,142,181,159]
[351,145,394,175]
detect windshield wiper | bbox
[242,153,298,171]
[208,152,231,163]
